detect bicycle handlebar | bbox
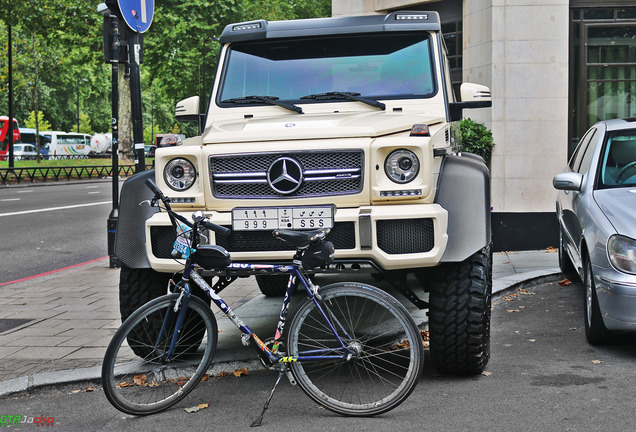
[145,179,230,237]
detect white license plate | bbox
[232,206,334,231]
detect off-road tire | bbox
[255,274,292,297]
[427,245,492,375]
[119,265,170,322]
[118,265,209,358]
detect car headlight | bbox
[384,149,419,184]
[164,158,196,191]
[608,235,636,274]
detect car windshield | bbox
[218,33,436,105]
[600,130,636,188]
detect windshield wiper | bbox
[301,92,386,111]
[221,95,303,114]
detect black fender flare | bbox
[114,170,157,269]
[435,153,491,262]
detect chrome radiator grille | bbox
[210,150,364,198]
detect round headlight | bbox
[608,235,636,274]
[164,158,196,191]
[385,149,419,184]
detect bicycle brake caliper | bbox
[310,282,321,301]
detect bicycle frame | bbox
[157,224,353,367]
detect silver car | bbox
[554,118,636,344]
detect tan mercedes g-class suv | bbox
[115,11,493,375]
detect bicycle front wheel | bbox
[102,293,217,415]
[287,282,423,416]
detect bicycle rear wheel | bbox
[102,293,217,415]
[287,282,423,416]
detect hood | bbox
[203,110,444,143]
[594,188,636,238]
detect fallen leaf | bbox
[481,371,492,376]
[214,371,230,378]
[546,246,556,252]
[559,279,571,286]
[86,387,95,392]
[70,390,81,394]
[233,367,249,377]
[185,406,200,413]
[528,339,536,342]
[592,360,603,364]
[507,309,520,313]
[133,374,147,386]
[198,403,210,409]
[200,374,209,381]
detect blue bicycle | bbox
[102,180,423,424]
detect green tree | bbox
[25,111,52,131]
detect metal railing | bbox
[0,164,154,185]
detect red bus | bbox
[0,117,20,161]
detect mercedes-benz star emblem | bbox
[267,157,303,194]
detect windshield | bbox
[218,33,436,105]
[600,130,636,187]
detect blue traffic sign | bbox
[117,0,154,33]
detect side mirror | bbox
[553,172,583,191]
[449,83,492,122]
[175,96,200,122]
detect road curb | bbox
[493,267,563,296]
[0,359,265,398]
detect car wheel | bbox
[255,274,293,297]
[584,259,612,345]
[558,226,577,279]
[427,245,492,375]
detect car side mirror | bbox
[176,96,206,134]
[553,172,583,191]
[175,96,200,121]
[449,83,492,122]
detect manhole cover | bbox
[0,318,34,333]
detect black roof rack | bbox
[219,11,441,43]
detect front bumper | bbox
[146,203,448,273]
[595,264,636,331]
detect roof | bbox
[219,11,441,43]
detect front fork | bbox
[156,278,192,361]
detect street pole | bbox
[7,22,14,168]
[107,13,121,268]
[128,31,145,173]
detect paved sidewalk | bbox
[0,249,560,397]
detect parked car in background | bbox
[554,118,636,345]
[13,143,37,160]
[144,144,156,157]
[0,116,20,160]
[18,128,51,159]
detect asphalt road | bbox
[0,180,120,284]
[2,280,635,431]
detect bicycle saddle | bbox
[273,229,329,248]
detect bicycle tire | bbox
[102,293,217,415]
[287,282,423,416]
